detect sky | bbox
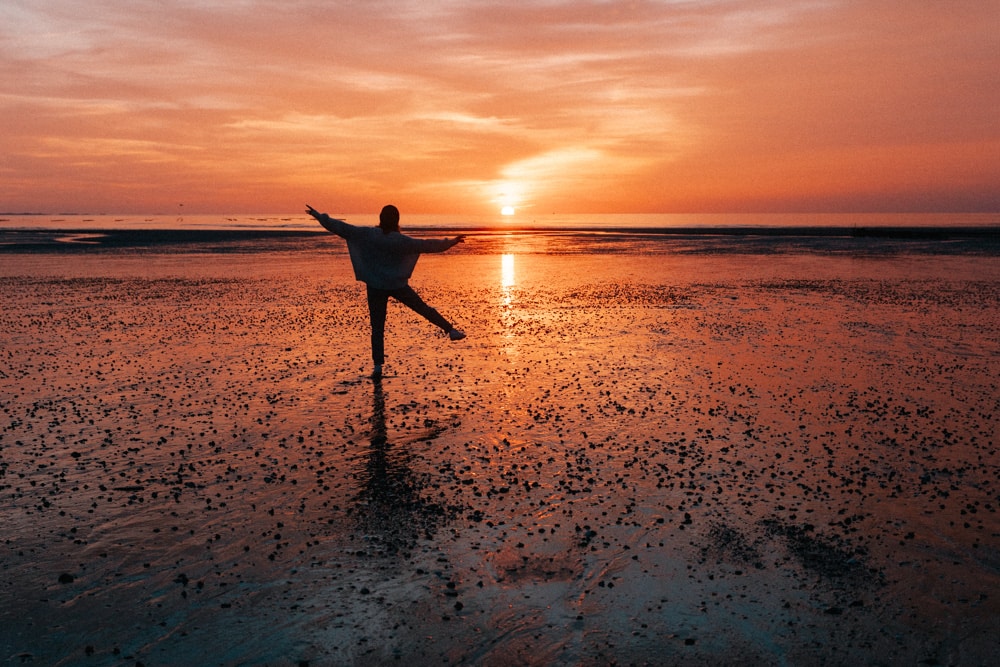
[1,0,998,215]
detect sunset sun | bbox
[501,205,515,216]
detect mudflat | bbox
[1,247,998,666]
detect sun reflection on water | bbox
[500,253,517,350]
[501,253,515,288]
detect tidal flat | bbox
[1,245,998,666]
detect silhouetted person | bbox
[307,204,466,378]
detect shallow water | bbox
[1,249,998,665]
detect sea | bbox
[1,212,998,260]
[1,211,998,232]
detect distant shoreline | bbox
[1,226,998,255]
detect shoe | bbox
[448,329,466,341]
[371,364,383,379]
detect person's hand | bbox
[305,204,321,219]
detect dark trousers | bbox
[366,285,452,364]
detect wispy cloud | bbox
[2,0,997,213]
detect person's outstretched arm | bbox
[306,205,350,236]
[401,234,465,254]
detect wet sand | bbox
[1,245,998,666]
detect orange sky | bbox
[2,1,998,215]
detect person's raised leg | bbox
[390,286,464,339]
[366,286,390,376]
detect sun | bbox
[495,183,524,217]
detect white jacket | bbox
[317,215,455,290]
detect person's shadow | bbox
[351,378,451,557]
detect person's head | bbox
[379,205,400,234]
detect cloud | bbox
[1,0,997,213]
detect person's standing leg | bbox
[389,285,453,333]
[366,286,390,370]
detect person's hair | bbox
[379,205,400,234]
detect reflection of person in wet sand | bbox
[307,204,466,378]
[353,377,447,555]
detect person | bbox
[306,204,466,378]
